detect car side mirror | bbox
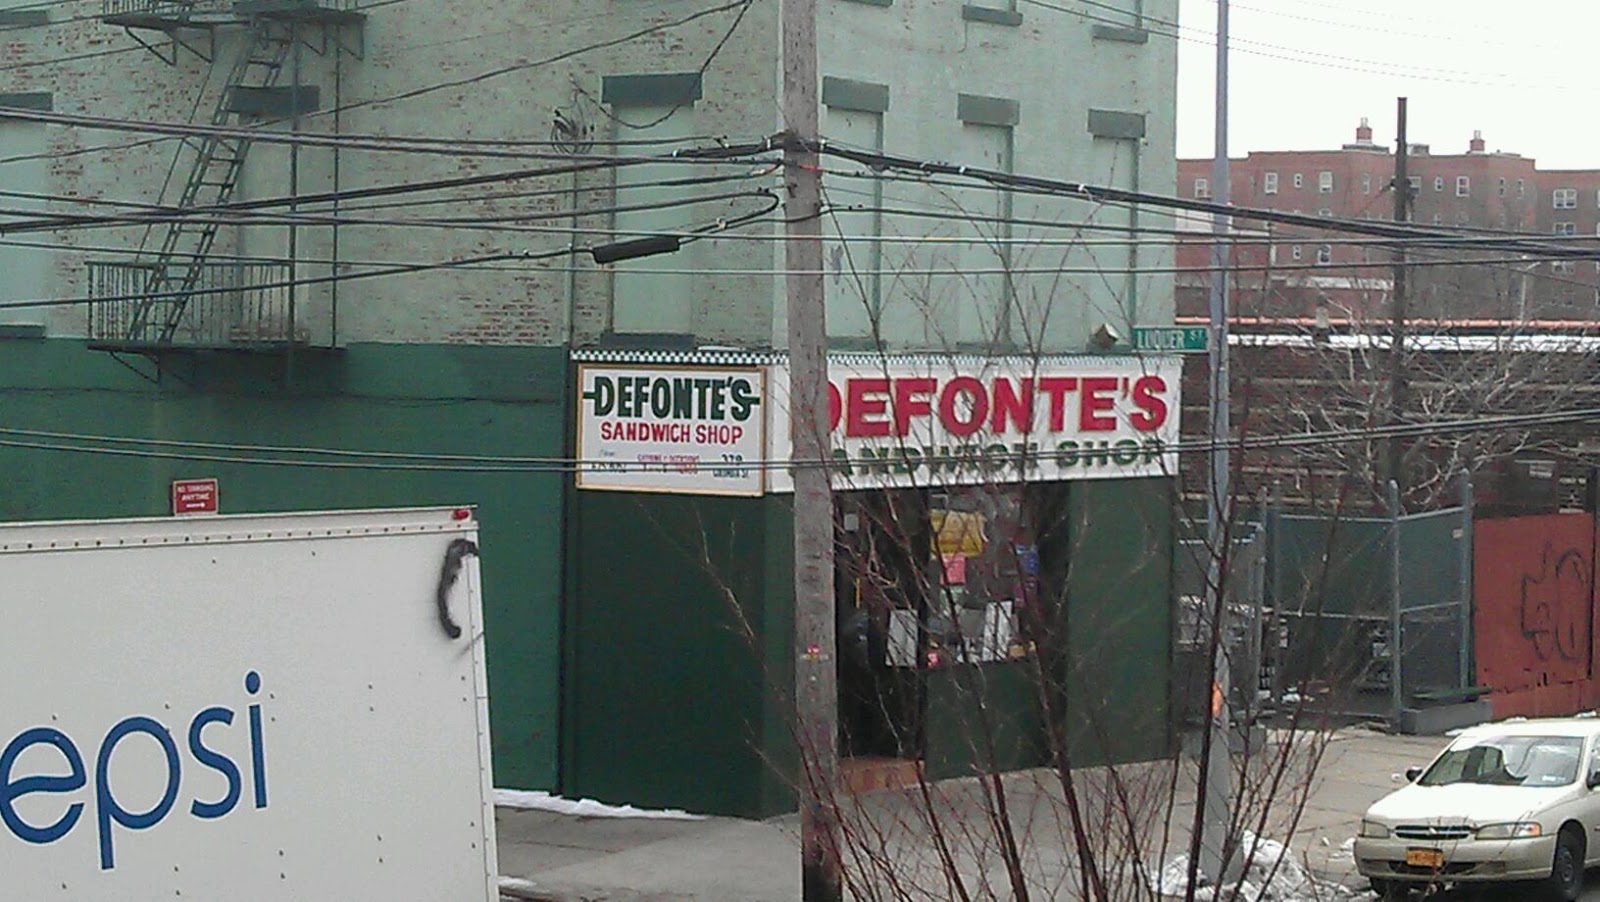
[1586,770,1600,790]
[1405,766,1423,783]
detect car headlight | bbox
[1476,822,1543,840]
[1359,819,1390,839]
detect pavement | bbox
[488,727,1471,902]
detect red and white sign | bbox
[766,356,1182,492]
[171,478,220,516]
[575,364,766,496]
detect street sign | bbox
[1132,326,1209,354]
[171,477,219,516]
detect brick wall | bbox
[10,0,1176,352]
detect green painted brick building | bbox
[0,0,1180,814]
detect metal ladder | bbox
[127,20,295,343]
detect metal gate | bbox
[1267,487,1472,723]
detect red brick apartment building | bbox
[1176,122,1598,323]
[1176,124,1600,514]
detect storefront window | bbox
[919,486,1037,666]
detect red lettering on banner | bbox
[990,377,1034,433]
[1037,377,1078,431]
[1130,375,1169,431]
[939,377,989,437]
[827,382,843,432]
[892,378,936,436]
[1079,377,1118,431]
[845,378,891,437]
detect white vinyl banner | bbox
[576,364,766,496]
[766,355,1183,492]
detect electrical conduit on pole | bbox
[1459,472,1473,692]
[1389,479,1405,728]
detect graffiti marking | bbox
[1519,542,1592,664]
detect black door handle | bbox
[436,538,479,640]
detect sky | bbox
[1174,0,1600,169]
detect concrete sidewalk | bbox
[494,726,1449,902]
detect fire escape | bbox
[88,0,364,362]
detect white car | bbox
[1355,719,1600,900]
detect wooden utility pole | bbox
[781,0,841,899]
[1195,0,1234,887]
[1388,98,1410,495]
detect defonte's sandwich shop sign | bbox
[765,356,1182,492]
[575,356,1182,495]
[576,364,767,495]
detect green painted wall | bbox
[0,338,566,790]
[925,662,1047,781]
[924,479,1174,779]
[564,491,795,817]
[565,479,1174,814]
[1062,478,1175,764]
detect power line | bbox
[0,189,782,310]
[792,141,1600,260]
[0,106,771,161]
[3,405,1597,473]
[1024,0,1539,88]
[0,148,777,234]
[0,0,758,166]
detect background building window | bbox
[1316,245,1332,265]
[1292,173,1303,189]
[1498,178,1507,196]
[1263,172,1279,194]
[1361,173,1372,195]
[1456,176,1470,197]
[1554,187,1578,209]
[1193,177,1210,198]
[1433,176,1444,192]
[823,95,887,341]
[0,117,47,330]
[1554,222,1577,236]
[1517,179,1526,198]
[606,80,704,336]
[1290,245,1302,261]
[1318,171,1334,193]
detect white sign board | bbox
[575,363,766,496]
[0,507,497,902]
[766,355,1183,492]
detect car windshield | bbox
[1419,735,1584,787]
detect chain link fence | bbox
[1264,491,1472,724]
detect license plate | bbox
[1405,848,1445,868]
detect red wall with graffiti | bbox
[1475,513,1599,718]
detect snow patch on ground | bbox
[1150,832,1371,902]
[493,788,707,820]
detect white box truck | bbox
[0,507,498,901]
